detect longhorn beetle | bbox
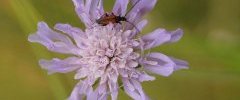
[96,0,141,28]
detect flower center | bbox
[82,25,140,75]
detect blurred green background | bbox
[0,0,240,100]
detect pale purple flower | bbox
[28,0,188,100]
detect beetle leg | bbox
[105,13,108,17]
[111,12,115,16]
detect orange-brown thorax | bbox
[96,13,127,26]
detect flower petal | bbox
[39,57,81,74]
[88,0,101,20]
[68,78,95,100]
[74,67,89,79]
[168,28,184,43]
[170,57,189,71]
[129,19,148,38]
[140,28,183,50]
[95,83,108,100]
[140,28,171,50]
[85,0,92,15]
[122,78,140,100]
[108,80,119,100]
[68,83,84,100]
[127,0,157,23]
[72,0,103,27]
[142,53,175,76]
[97,0,104,16]
[86,89,97,100]
[131,79,149,100]
[122,78,149,100]
[138,72,155,82]
[113,0,129,16]
[54,23,88,49]
[72,0,92,27]
[142,53,189,77]
[28,22,80,55]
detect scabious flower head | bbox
[28,0,189,100]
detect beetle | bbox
[96,0,141,26]
[96,13,127,26]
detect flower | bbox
[28,0,189,100]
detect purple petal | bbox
[84,0,92,14]
[95,83,108,100]
[108,80,119,100]
[113,0,129,16]
[122,78,141,100]
[28,22,80,55]
[170,57,189,71]
[131,79,148,100]
[168,28,184,43]
[140,28,171,50]
[72,0,104,27]
[142,53,175,76]
[54,23,88,49]
[142,53,189,77]
[127,60,138,68]
[91,0,100,18]
[129,19,148,38]
[81,82,109,100]
[97,0,104,16]
[54,23,84,37]
[74,68,89,79]
[87,0,100,20]
[140,28,183,50]
[127,0,157,23]
[122,78,149,100]
[135,19,148,32]
[39,57,81,74]
[68,83,84,100]
[138,72,155,82]
[79,77,96,95]
[72,0,92,27]
[68,78,95,100]
[86,89,96,100]
[107,70,119,83]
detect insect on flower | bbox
[96,0,141,27]
[28,0,189,99]
[96,12,127,26]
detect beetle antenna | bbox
[125,20,141,36]
[124,0,141,17]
